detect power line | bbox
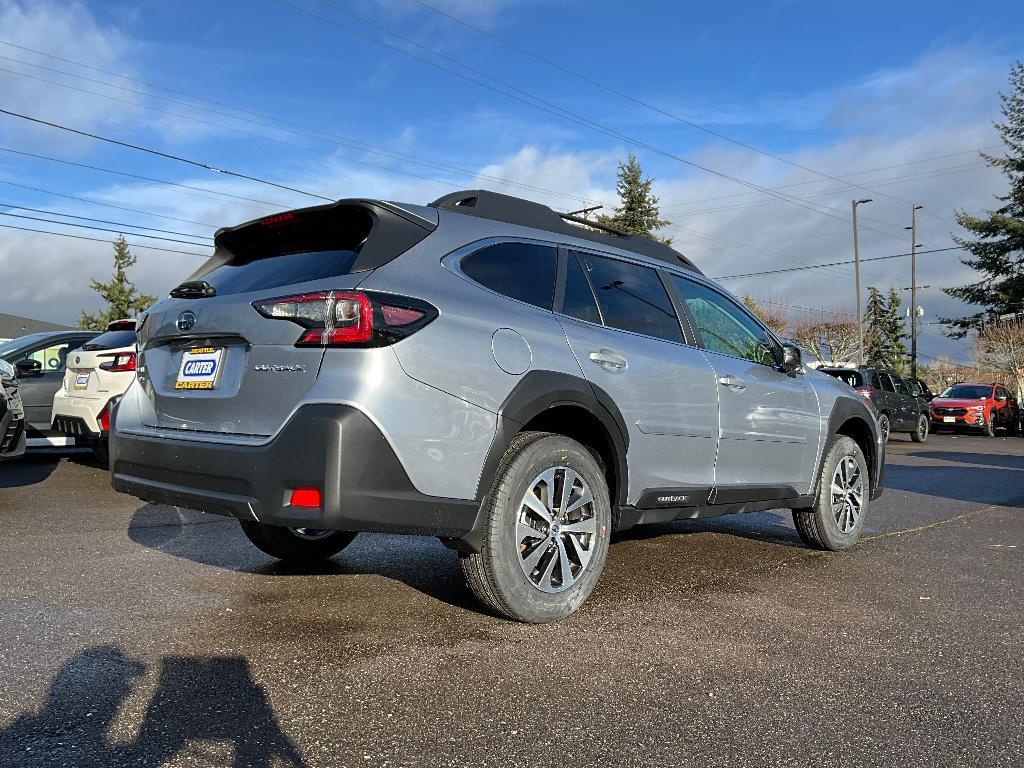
[0,107,334,202]
[0,202,212,241]
[713,245,964,280]
[0,211,214,246]
[273,0,916,242]
[0,222,208,257]
[0,178,219,229]
[0,146,286,207]
[0,41,603,206]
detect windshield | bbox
[0,333,51,359]
[940,384,992,399]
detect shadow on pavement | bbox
[0,454,59,489]
[127,504,486,615]
[0,645,307,768]
[906,450,1024,471]
[886,462,1024,507]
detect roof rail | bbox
[428,190,701,274]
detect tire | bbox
[459,431,612,623]
[877,413,891,443]
[90,438,109,466]
[793,436,869,551]
[910,413,929,443]
[239,520,356,561]
[982,415,997,437]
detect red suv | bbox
[930,382,1020,437]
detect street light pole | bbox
[852,198,872,366]
[910,204,922,379]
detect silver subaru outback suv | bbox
[111,190,884,622]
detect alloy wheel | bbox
[830,455,864,534]
[515,467,598,593]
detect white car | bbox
[51,319,138,463]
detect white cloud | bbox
[0,0,141,150]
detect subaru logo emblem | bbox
[177,310,197,333]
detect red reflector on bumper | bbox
[288,488,322,508]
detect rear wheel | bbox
[910,413,929,443]
[239,520,356,561]
[793,436,869,551]
[877,413,891,443]
[460,431,612,623]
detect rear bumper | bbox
[51,392,106,435]
[110,403,479,537]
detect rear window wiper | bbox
[170,280,217,299]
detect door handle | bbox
[717,374,747,391]
[588,350,627,371]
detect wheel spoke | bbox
[521,538,549,573]
[538,545,558,587]
[565,532,592,569]
[561,516,597,534]
[517,521,546,543]
[564,486,593,516]
[521,490,553,524]
[555,537,575,589]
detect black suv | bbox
[819,367,929,443]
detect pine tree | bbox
[864,287,908,371]
[596,153,671,242]
[79,236,158,330]
[942,61,1024,337]
[863,287,889,367]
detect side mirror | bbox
[15,359,42,376]
[780,343,802,373]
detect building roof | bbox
[0,312,74,340]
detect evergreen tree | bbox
[79,236,157,330]
[597,153,671,242]
[863,287,889,367]
[942,61,1024,337]
[864,287,908,371]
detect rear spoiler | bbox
[183,199,438,285]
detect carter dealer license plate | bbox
[175,347,224,390]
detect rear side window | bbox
[461,242,557,310]
[561,251,601,324]
[82,330,137,350]
[823,369,862,388]
[574,251,682,343]
[878,373,895,392]
[891,375,909,396]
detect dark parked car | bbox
[0,358,26,460]
[0,330,99,446]
[819,366,929,443]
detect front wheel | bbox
[793,436,869,551]
[460,432,612,623]
[910,413,929,443]
[982,415,997,437]
[239,521,356,561]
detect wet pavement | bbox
[0,432,1021,767]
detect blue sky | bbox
[1,0,1022,362]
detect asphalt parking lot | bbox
[0,432,1021,767]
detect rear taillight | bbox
[252,290,436,348]
[288,487,322,508]
[98,407,110,432]
[99,352,137,372]
[855,387,874,398]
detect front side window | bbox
[461,242,557,310]
[16,340,79,373]
[573,251,682,343]
[672,277,777,366]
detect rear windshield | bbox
[822,369,862,388]
[82,330,137,350]
[940,384,991,399]
[201,206,373,296]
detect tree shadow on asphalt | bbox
[0,645,308,768]
[905,450,1024,471]
[127,504,485,614]
[885,462,1024,507]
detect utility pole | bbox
[907,204,923,378]
[852,198,872,366]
